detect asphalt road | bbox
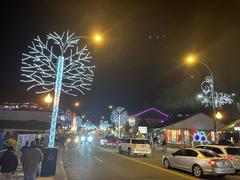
[62,143,240,180]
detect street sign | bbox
[138,126,147,134]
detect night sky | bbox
[1,0,240,123]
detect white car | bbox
[162,148,234,178]
[195,145,240,173]
[119,138,151,157]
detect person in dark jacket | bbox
[20,141,29,153]
[0,145,18,180]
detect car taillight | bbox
[227,155,235,161]
[209,160,217,167]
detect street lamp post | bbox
[186,55,218,143]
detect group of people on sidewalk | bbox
[0,137,45,180]
[135,131,168,153]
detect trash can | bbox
[40,147,58,176]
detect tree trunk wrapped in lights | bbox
[21,31,95,147]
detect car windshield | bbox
[132,139,149,144]
[199,150,221,157]
[226,147,240,155]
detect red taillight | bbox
[227,155,235,161]
[209,160,217,167]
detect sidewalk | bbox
[152,145,178,153]
[12,150,67,180]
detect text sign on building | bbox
[138,126,147,134]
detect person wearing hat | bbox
[21,141,43,180]
[0,142,18,180]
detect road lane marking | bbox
[95,156,103,163]
[99,147,196,180]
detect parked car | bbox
[100,135,117,147]
[162,148,235,178]
[118,138,151,157]
[195,144,240,173]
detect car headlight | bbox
[88,136,93,142]
[81,136,85,141]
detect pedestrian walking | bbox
[0,142,18,180]
[21,141,43,180]
[20,141,29,153]
[162,138,167,153]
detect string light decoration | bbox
[110,106,128,138]
[201,76,233,108]
[21,31,95,147]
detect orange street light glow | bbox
[74,101,80,107]
[185,54,197,65]
[94,34,102,42]
[215,111,223,120]
[44,93,53,104]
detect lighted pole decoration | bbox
[201,76,233,108]
[185,55,233,142]
[110,106,128,138]
[21,31,96,148]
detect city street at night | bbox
[1,1,240,180]
[61,142,240,180]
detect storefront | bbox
[161,113,225,147]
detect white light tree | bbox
[110,106,128,138]
[21,31,95,147]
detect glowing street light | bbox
[185,54,197,65]
[44,93,53,110]
[108,105,113,109]
[215,111,223,120]
[81,115,85,119]
[74,101,80,107]
[94,34,102,42]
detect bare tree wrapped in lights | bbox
[110,106,128,138]
[201,76,233,108]
[21,31,95,147]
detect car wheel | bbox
[144,154,147,157]
[192,165,203,178]
[217,175,226,178]
[119,147,123,154]
[163,158,170,169]
[128,148,132,156]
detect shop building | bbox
[161,113,226,147]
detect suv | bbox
[195,145,240,172]
[119,138,151,157]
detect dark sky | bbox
[1,0,240,123]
